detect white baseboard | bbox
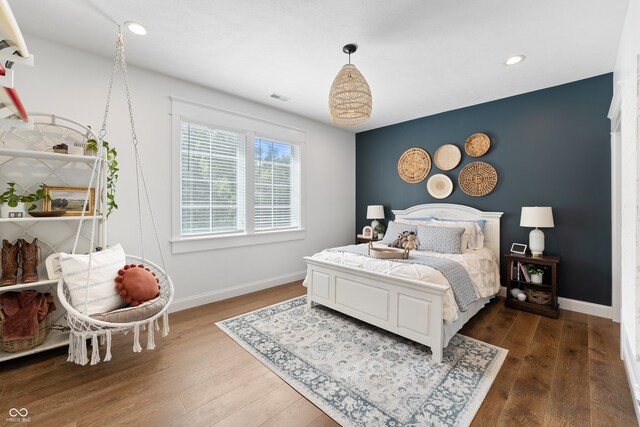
[169,270,307,313]
[499,286,612,319]
[621,327,640,422]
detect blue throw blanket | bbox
[327,245,478,312]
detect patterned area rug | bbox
[216,296,506,427]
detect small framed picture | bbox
[45,253,62,280]
[44,186,95,216]
[510,243,527,255]
[362,226,373,238]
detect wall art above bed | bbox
[464,132,491,157]
[398,147,431,183]
[458,161,498,196]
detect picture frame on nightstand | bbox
[510,243,527,255]
[362,226,373,238]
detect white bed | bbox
[303,203,503,363]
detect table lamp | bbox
[366,205,385,230]
[520,206,554,257]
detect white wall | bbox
[17,35,355,310]
[613,0,640,415]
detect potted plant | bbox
[373,223,386,240]
[86,138,119,217]
[527,264,548,284]
[0,182,48,218]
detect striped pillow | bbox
[60,244,126,315]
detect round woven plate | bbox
[398,148,431,183]
[427,174,453,199]
[465,133,490,157]
[434,144,461,171]
[458,161,498,196]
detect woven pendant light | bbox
[328,44,372,126]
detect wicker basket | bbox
[525,287,552,305]
[368,242,409,260]
[0,313,52,353]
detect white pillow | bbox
[396,218,484,249]
[60,244,126,315]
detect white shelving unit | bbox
[0,114,107,362]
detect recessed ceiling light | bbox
[124,21,147,36]
[505,55,526,66]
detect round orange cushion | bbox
[115,264,160,306]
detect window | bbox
[181,123,246,235]
[171,97,305,252]
[254,138,300,231]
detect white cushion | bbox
[60,244,126,315]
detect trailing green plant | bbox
[86,138,119,217]
[0,182,48,211]
[527,264,548,276]
[373,223,386,236]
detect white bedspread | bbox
[305,243,500,324]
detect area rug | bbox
[216,296,506,427]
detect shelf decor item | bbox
[328,43,372,126]
[434,144,462,170]
[520,206,554,257]
[458,162,498,196]
[44,186,95,216]
[426,174,453,199]
[0,182,48,218]
[398,147,431,183]
[0,312,52,353]
[464,133,491,157]
[525,285,552,305]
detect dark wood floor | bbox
[0,281,636,426]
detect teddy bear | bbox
[403,233,420,251]
[388,231,419,250]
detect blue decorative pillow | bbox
[380,221,417,245]
[417,225,465,254]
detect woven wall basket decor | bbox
[398,147,431,183]
[458,161,498,196]
[434,144,461,171]
[465,133,491,157]
[427,174,453,199]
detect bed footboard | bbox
[303,256,449,363]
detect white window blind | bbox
[254,138,300,231]
[180,122,246,235]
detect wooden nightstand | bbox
[504,253,560,318]
[356,234,380,244]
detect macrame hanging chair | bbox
[57,28,174,365]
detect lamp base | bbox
[529,228,545,257]
[371,219,380,230]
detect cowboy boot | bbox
[20,238,39,284]
[0,239,19,286]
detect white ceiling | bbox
[9,0,629,133]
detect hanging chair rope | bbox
[58,27,174,365]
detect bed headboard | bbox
[392,203,504,260]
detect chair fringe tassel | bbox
[66,313,168,365]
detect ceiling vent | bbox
[270,93,290,102]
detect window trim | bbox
[171,97,306,253]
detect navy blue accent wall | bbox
[356,74,612,306]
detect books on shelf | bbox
[510,261,531,283]
[518,262,530,283]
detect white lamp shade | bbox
[366,205,385,220]
[520,207,554,228]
